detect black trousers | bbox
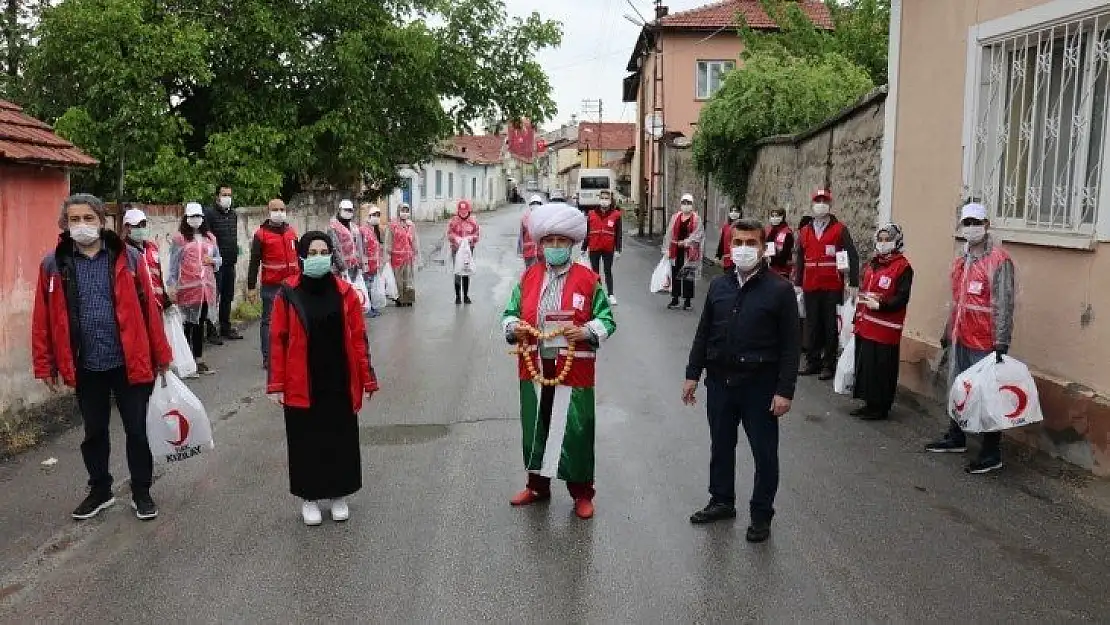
[670,254,695,302]
[589,251,615,295]
[183,302,209,359]
[215,264,236,334]
[76,367,155,494]
[704,368,780,520]
[946,344,1002,458]
[453,275,471,297]
[804,289,841,371]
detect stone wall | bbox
[743,87,887,259]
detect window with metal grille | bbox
[966,11,1110,236]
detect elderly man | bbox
[501,203,616,520]
[32,194,172,521]
[248,198,300,370]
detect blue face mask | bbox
[302,254,332,278]
[544,246,572,266]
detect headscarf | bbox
[298,230,334,258]
[529,203,587,243]
[875,222,905,253]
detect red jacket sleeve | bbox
[31,259,56,380]
[348,291,378,394]
[267,289,289,394]
[136,256,172,369]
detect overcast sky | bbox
[505,0,714,129]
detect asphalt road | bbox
[3,205,1110,623]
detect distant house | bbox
[0,99,97,417]
[622,0,833,209]
[397,134,506,221]
[577,122,636,170]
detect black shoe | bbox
[860,410,889,421]
[746,518,772,543]
[682,301,692,311]
[966,456,1003,474]
[799,365,821,376]
[455,296,462,305]
[222,328,244,340]
[689,502,737,525]
[817,368,835,381]
[849,405,874,417]
[925,436,968,453]
[206,333,224,346]
[667,300,680,310]
[132,491,158,520]
[464,296,472,304]
[72,490,115,520]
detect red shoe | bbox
[510,489,550,506]
[574,498,595,519]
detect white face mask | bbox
[187,216,203,229]
[728,211,740,221]
[876,241,896,255]
[339,209,354,219]
[70,224,100,246]
[730,245,761,271]
[269,211,286,225]
[680,203,693,213]
[769,215,783,226]
[218,196,232,209]
[812,203,830,217]
[599,199,611,208]
[399,212,411,221]
[963,225,986,244]
[368,215,381,226]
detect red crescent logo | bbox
[954,380,972,413]
[164,409,190,446]
[999,384,1029,419]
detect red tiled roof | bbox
[658,0,833,30]
[576,122,636,152]
[450,134,505,165]
[0,99,98,168]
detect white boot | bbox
[330,498,350,522]
[301,501,322,526]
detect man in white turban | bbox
[501,203,616,520]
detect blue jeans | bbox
[947,344,1002,457]
[260,284,280,367]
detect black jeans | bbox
[215,264,236,334]
[803,289,841,371]
[704,369,780,520]
[76,367,155,494]
[946,344,1002,458]
[670,254,695,303]
[454,275,471,298]
[589,251,615,295]
[184,302,209,360]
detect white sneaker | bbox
[608,295,618,306]
[301,501,322,526]
[330,498,350,522]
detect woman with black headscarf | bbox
[267,231,378,526]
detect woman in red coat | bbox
[267,231,378,526]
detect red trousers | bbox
[527,473,595,501]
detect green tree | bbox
[692,50,873,203]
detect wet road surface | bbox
[3,205,1110,623]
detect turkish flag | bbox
[507,120,535,160]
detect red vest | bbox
[521,212,538,260]
[171,232,219,307]
[517,263,599,388]
[719,222,734,270]
[586,209,621,253]
[950,247,1010,352]
[799,220,845,292]
[359,225,381,275]
[133,240,167,307]
[764,224,793,278]
[389,221,416,267]
[257,225,300,286]
[854,254,911,346]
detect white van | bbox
[576,168,616,208]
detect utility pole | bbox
[582,98,603,168]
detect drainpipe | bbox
[878,0,902,226]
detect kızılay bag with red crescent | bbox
[147,372,215,463]
[948,354,1043,433]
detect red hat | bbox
[457,199,472,214]
[812,188,832,202]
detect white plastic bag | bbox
[350,273,370,313]
[834,335,856,395]
[454,238,474,276]
[948,354,1044,433]
[381,264,399,300]
[147,372,214,464]
[163,306,196,378]
[795,288,806,319]
[650,257,671,293]
[837,296,856,348]
[369,274,387,310]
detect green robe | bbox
[502,275,616,483]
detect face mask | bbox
[769,215,783,226]
[963,225,986,244]
[459,211,470,219]
[368,216,381,226]
[70,224,100,246]
[544,245,571,266]
[399,212,411,221]
[129,227,150,242]
[600,199,612,208]
[302,254,332,278]
[218,196,232,209]
[812,203,830,217]
[681,203,693,213]
[339,209,354,220]
[727,211,740,221]
[731,245,761,271]
[876,241,896,255]
[270,211,286,225]
[187,216,203,229]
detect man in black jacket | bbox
[683,218,800,542]
[203,184,243,343]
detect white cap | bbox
[184,202,204,217]
[339,199,354,210]
[123,208,147,226]
[960,202,988,221]
[528,194,543,206]
[681,193,694,203]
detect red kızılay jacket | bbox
[266,275,378,410]
[32,230,173,387]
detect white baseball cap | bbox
[184,202,204,217]
[123,208,147,226]
[528,194,543,206]
[960,202,988,221]
[339,199,354,210]
[681,193,694,203]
